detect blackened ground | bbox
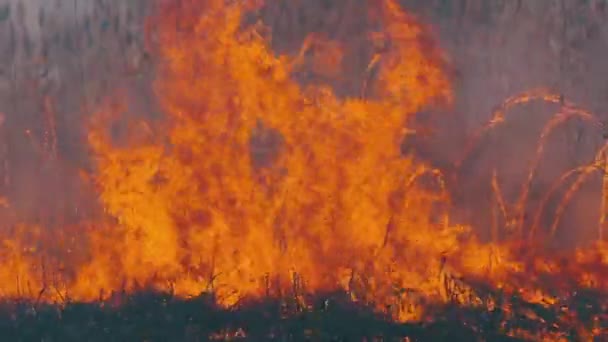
[0,280,605,341]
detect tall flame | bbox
[80,0,464,314]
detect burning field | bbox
[0,0,607,340]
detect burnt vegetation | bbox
[0,276,605,341]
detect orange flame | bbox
[79,0,462,315]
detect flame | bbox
[0,0,606,338]
[80,0,462,314]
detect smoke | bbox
[399,0,608,245]
[1,0,607,246]
[0,0,151,226]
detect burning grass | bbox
[0,0,607,340]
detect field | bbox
[0,1,608,341]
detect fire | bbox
[0,0,607,339]
[82,0,461,312]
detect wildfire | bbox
[0,0,607,339]
[84,0,462,313]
